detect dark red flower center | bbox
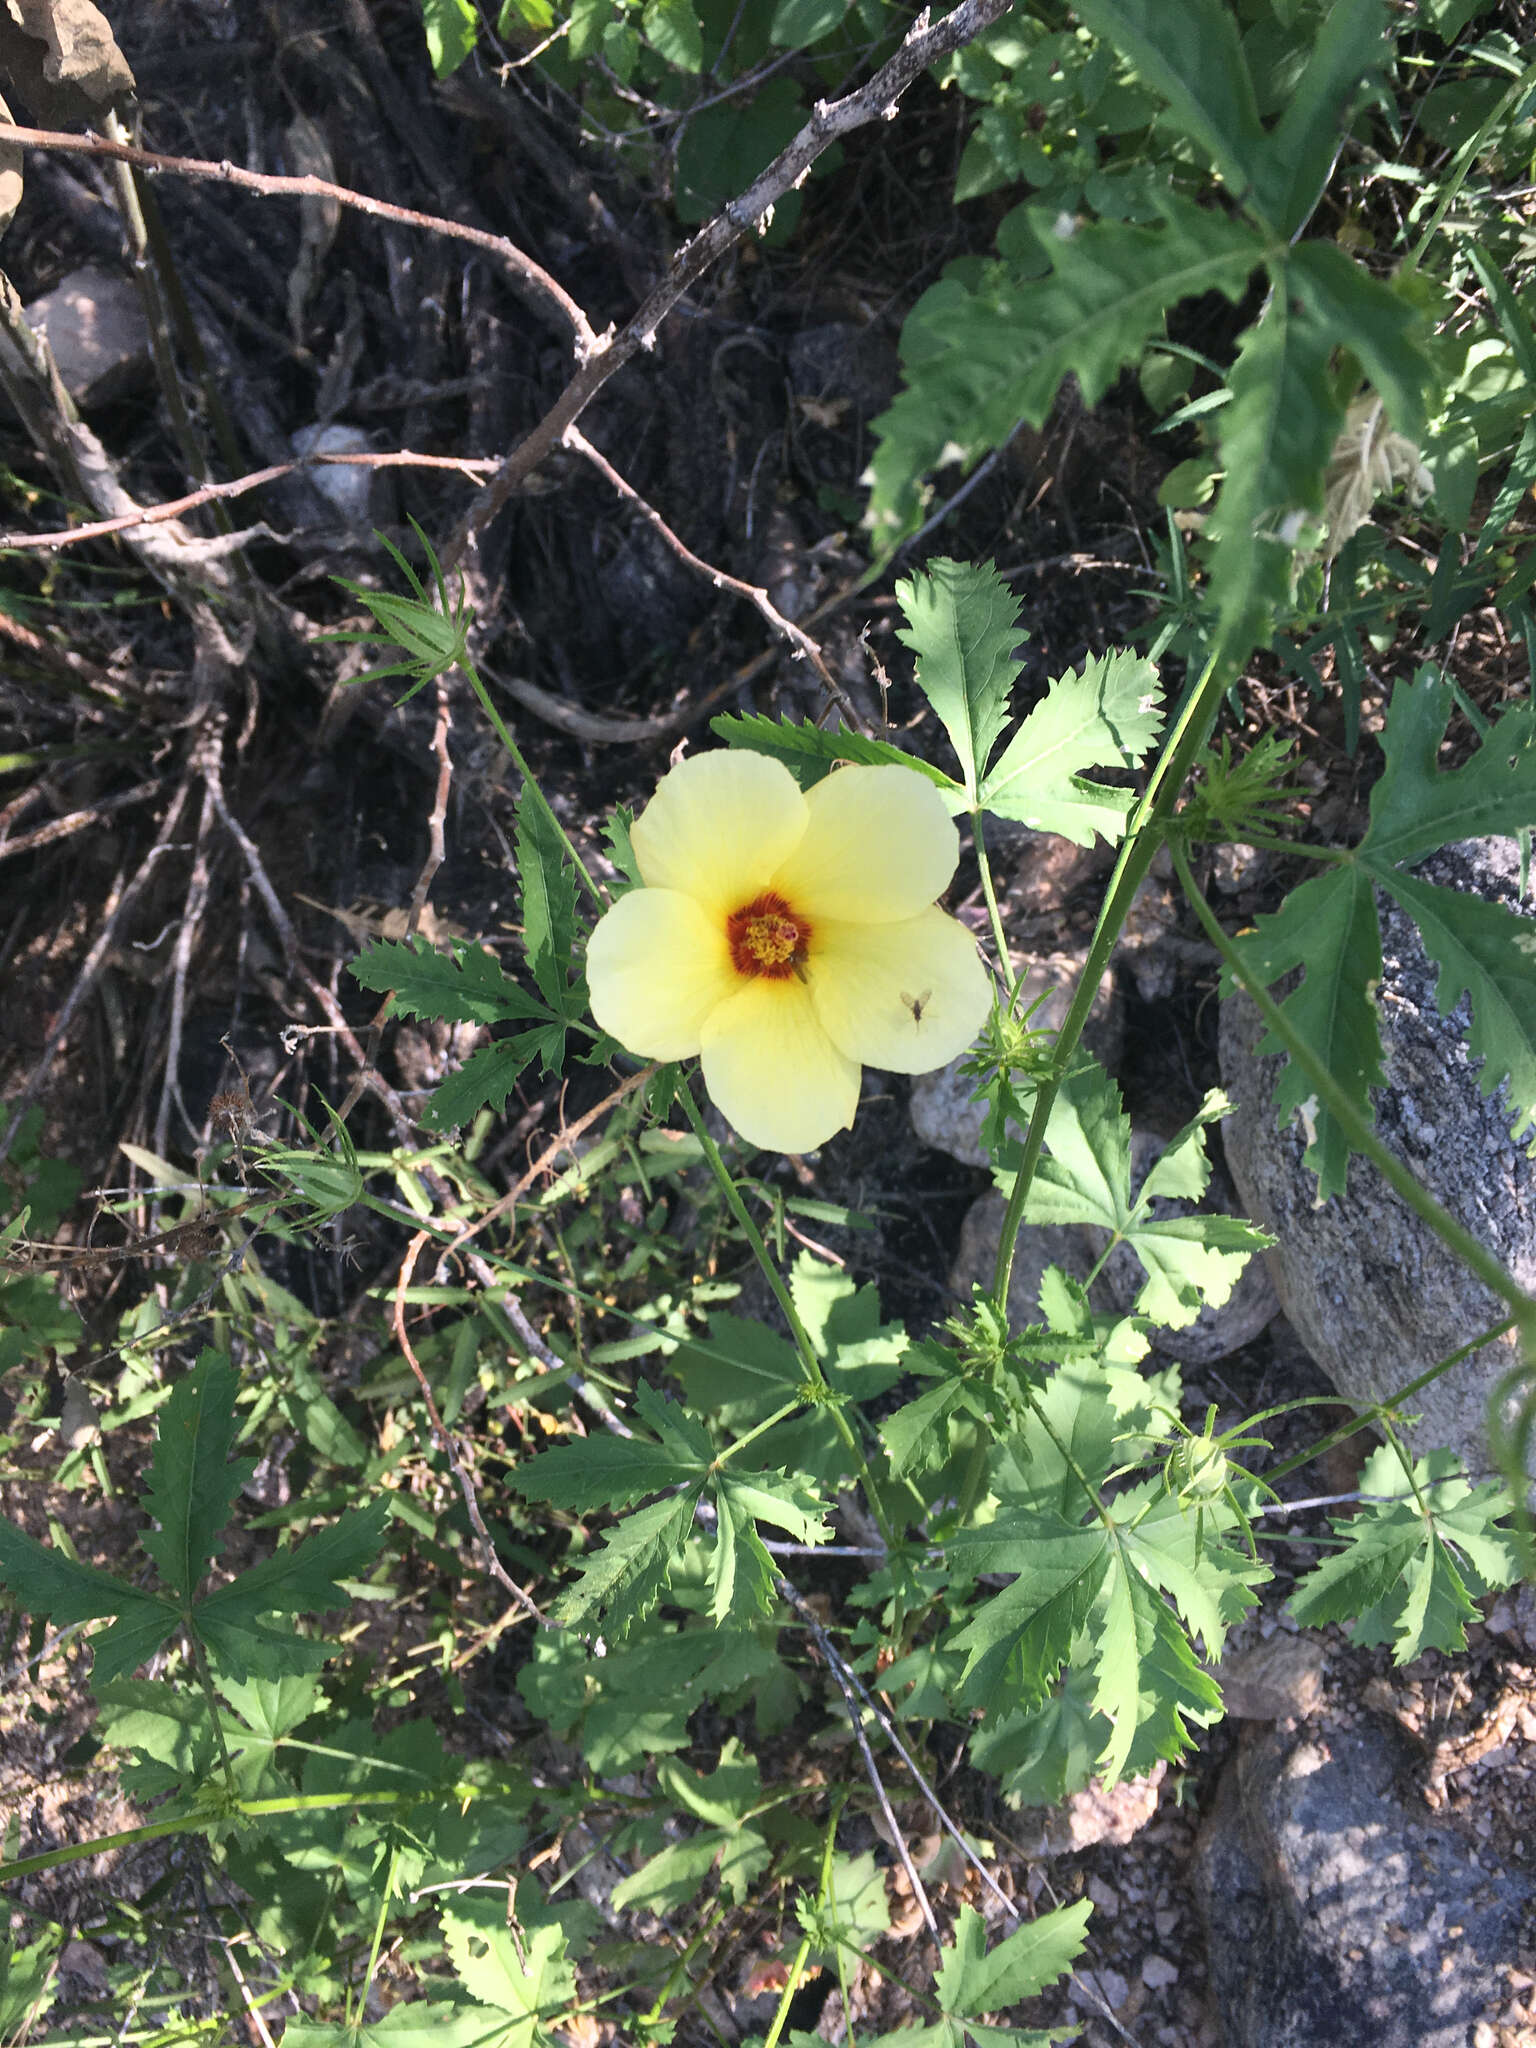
[726,891,812,981]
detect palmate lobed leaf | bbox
[140,1350,254,1602]
[867,197,1260,547]
[977,649,1164,847]
[439,1893,574,2033]
[350,935,551,1028]
[894,558,1023,802]
[1363,678,1536,869]
[553,1492,696,1639]
[195,1500,392,1682]
[0,1519,178,1685]
[1011,1065,1267,1329]
[1232,680,1536,1192]
[935,1899,1092,2022]
[1289,1448,1518,1661]
[1227,865,1385,1196]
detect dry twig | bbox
[443,0,1012,568]
[393,1225,545,1624]
[0,122,595,352]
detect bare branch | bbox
[442,0,1011,567]
[0,121,596,352]
[0,451,499,551]
[565,426,868,731]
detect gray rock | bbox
[1196,1719,1529,2048]
[1220,836,1536,1479]
[948,1190,1092,1326]
[289,423,381,528]
[24,265,149,405]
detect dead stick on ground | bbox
[442,0,1012,569]
[778,1577,1022,1927]
[564,426,868,733]
[778,1577,939,1937]
[0,452,500,551]
[394,1227,544,1624]
[0,780,192,1169]
[0,123,594,352]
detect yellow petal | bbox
[700,979,860,1152]
[809,907,993,1074]
[631,750,808,917]
[769,765,959,924]
[587,887,734,1059]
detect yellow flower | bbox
[587,751,993,1152]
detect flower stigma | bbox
[727,892,812,981]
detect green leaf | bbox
[1226,864,1384,1196]
[350,936,548,1027]
[1206,288,1344,659]
[977,648,1163,846]
[1289,241,1435,443]
[0,1520,177,1684]
[553,1493,696,1638]
[710,712,957,798]
[514,784,582,1017]
[194,1501,391,1680]
[769,0,850,47]
[422,1033,554,1134]
[0,1931,57,2037]
[420,0,477,76]
[1361,677,1536,869]
[1261,0,1390,236]
[796,1849,891,1960]
[935,1899,1092,2018]
[141,1351,254,1603]
[1234,682,1536,1191]
[567,0,612,60]
[868,200,1259,544]
[282,2008,520,2048]
[640,0,702,69]
[515,1391,711,1511]
[1069,0,1265,207]
[1017,1067,1268,1329]
[945,1518,1108,1711]
[440,1894,575,2032]
[894,559,1024,803]
[1289,1448,1518,1661]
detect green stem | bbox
[991,644,1234,1310]
[189,1638,236,1793]
[353,1840,401,2027]
[1262,1317,1518,1488]
[676,1076,898,1552]
[0,1791,415,1884]
[972,810,1018,997]
[1403,56,1536,276]
[460,659,607,910]
[1171,839,1536,1362]
[712,1398,805,1470]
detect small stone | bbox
[290,423,380,527]
[1092,1968,1130,2012]
[1141,1956,1178,1991]
[1154,1909,1179,1939]
[25,265,150,405]
[1087,1875,1120,1916]
[1215,1634,1326,1721]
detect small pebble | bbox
[1142,1955,1178,1990]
